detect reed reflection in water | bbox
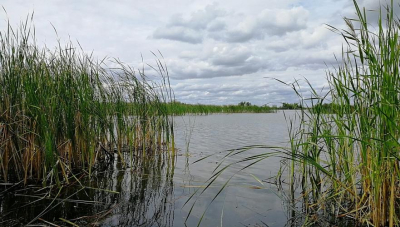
[2,112,294,226]
[97,153,175,226]
[0,152,176,227]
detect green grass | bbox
[165,101,275,115]
[0,17,174,186]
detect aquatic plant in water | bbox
[0,16,174,186]
[286,0,400,226]
[188,1,400,226]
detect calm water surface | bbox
[0,111,297,226]
[169,111,294,227]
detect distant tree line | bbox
[165,101,275,115]
[238,101,252,107]
[280,103,302,109]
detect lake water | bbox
[0,111,297,226]
[169,111,295,227]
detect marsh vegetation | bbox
[0,17,174,187]
[185,1,400,226]
[166,101,275,115]
[3,0,400,226]
[287,1,400,226]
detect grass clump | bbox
[0,17,174,186]
[287,0,400,226]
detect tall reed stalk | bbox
[0,17,174,186]
[288,1,400,225]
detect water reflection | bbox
[1,112,297,226]
[0,152,175,226]
[98,153,175,226]
[172,113,293,226]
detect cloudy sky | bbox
[0,0,393,105]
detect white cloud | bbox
[0,0,358,105]
[257,6,309,36]
[154,5,310,43]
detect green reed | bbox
[166,101,275,115]
[287,0,400,225]
[0,17,174,186]
[187,1,400,226]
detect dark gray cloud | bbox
[153,5,310,44]
[169,57,266,80]
[169,4,226,30]
[336,0,400,28]
[206,20,226,31]
[152,4,225,44]
[172,75,329,106]
[153,26,203,44]
[358,0,400,19]
[165,43,271,80]
[172,81,275,105]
